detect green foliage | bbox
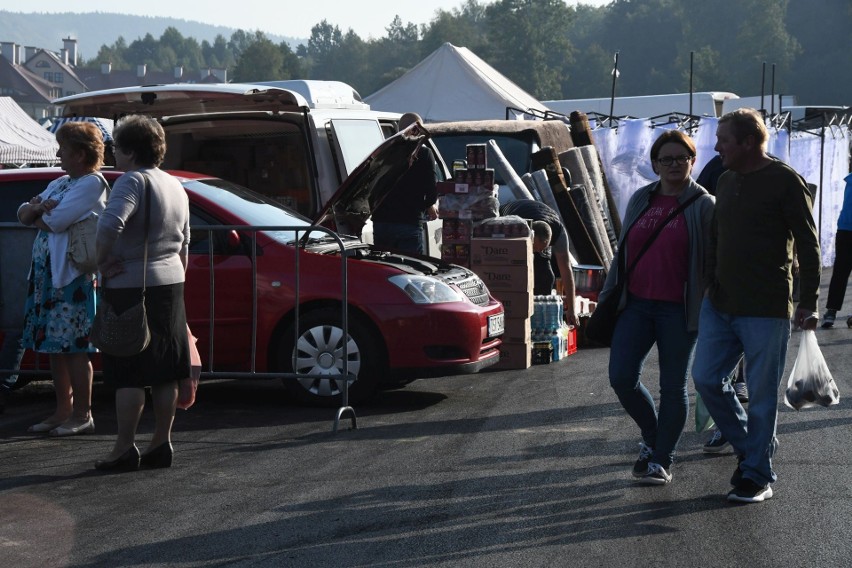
[70,1,849,106]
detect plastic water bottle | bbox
[551,331,561,361]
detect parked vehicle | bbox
[53,81,449,222]
[0,129,504,405]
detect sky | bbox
[9,0,611,40]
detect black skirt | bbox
[101,282,191,388]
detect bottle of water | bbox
[551,331,561,361]
[532,296,543,330]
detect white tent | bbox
[0,97,59,166]
[365,43,551,122]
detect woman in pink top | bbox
[597,129,714,485]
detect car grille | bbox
[450,274,491,306]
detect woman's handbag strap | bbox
[623,191,702,278]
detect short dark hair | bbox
[55,121,105,170]
[531,220,552,245]
[112,114,167,167]
[649,129,696,162]
[718,108,768,149]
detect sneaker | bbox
[733,381,749,403]
[727,478,773,503]
[631,442,654,477]
[636,462,672,485]
[730,455,745,486]
[821,309,836,328]
[703,429,731,453]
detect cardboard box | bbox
[493,291,534,318]
[469,237,531,266]
[502,316,531,344]
[472,263,533,293]
[492,341,532,370]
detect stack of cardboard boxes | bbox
[471,237,534,369]
[436,143,536,369]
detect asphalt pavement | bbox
[2,269,851,568]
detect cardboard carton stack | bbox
[470,235,534,370]
[438,144,500,267]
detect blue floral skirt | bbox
[22,236,96,354]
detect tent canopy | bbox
[47,116,114,143]
[0,97,59,166]
[365,43,551,122]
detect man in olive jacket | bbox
[692,109,821,504]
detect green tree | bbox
[420,0,488,57]
[232,32,285,82]
[484,0,575,100]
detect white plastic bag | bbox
[784,330,840,410]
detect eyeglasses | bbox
[655,155,693,166]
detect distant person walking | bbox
[692,108,821,504]
[821,172,852,327]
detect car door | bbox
[184,207,256,371]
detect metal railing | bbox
[0,223,358,432]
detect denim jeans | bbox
[609,295,697,468]
[826,229,852,310]
[692,298,790,486]
[372,222,424,254]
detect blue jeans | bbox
[609,295,697,468]
[692,298,790,486]
[372,222,424,254]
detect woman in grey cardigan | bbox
[93,115,191,472]
[599,129,714,485]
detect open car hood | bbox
[53,84,306,119]
[314,123,429,232]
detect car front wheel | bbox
[278,308,382,406]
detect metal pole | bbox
[609,51,619,124]
[760,62,766,113]
[689,51,694,117]
[771,63,776,115]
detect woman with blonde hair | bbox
[17,121,108,436]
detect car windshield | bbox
[182,178,331,245]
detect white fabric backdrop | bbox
[591,119,850,266]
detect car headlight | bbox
[388,275,463,304]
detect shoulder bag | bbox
[67,175,110,274]
[584,191,702,347]
[90,175,152,357]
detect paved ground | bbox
[2,269,851,567]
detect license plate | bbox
[488,313,505,337]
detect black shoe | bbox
[822,309,836,328]
[631,442,654,477]
[140,442,173,469]
[730,455,745,486]
[727,478,773,503]
[95,446,141,472]
[703,429,731,453]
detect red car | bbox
[0,131,504,405]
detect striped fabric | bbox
[0,97,59,166]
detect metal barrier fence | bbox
[0,223,357,432]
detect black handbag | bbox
[584,191,702,346]
[90,175,151,357]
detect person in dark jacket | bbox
[371,112,438,254]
